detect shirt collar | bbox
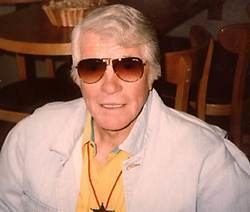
[85,90,153,157]
[82,112,92,145]
[87,115,122,154]
[49,90,154,160]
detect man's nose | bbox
[100,65,122,94]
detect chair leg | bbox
[230,113,242,147]
[45,58,55,78]
[16,54,27,80]
[230,54,248,147]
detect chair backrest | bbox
[163,25,212,111]
[217,23,250,145]
[189,25,214,120]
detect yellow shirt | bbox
[76,115,128,212]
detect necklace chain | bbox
[87,142,122,210]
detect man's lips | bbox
[100,103,125,109]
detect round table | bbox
[0,4,72,79]
[0,4,72,55]
[0,0,224,80]
[0,0,43,5]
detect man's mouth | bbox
[101,104,125,109]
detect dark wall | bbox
[108,0,225,35]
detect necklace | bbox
[87,143,122,212]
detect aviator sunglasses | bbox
[76,57,146,84]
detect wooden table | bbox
[0,0,225,80]
[0,0,43,5]
[0,5,72,55]
[0,4,72,79]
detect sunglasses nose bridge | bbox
[102,58,118,74]
[102,58,112,66]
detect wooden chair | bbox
[189,26,214,120]
[0,1,59,81]
[154,25,213,112]
[0,61,81,123]
[0,2,81,124]
[194,23,250,147]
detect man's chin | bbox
[99,119,135,132]
[101,124,130,132]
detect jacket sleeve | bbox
[197,139,250,212]
[0,126,25,211]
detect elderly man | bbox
[0,4,250,212]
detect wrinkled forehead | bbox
[79,27,145,48]
[79,31,119,49]
[78,31,144,58]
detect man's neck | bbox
[93,122,134,164]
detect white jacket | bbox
[0,89,250,211]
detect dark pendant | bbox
[91,203,114,212]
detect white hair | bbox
[71,4,161,87]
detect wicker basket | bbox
[42,5,89,27]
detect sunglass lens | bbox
[113,57,144,82]
[77,59,106,83]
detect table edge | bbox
[0,38,71,55]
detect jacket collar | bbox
[49,90,163,161]
[119,89,163,156]
[49,98,87,162]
